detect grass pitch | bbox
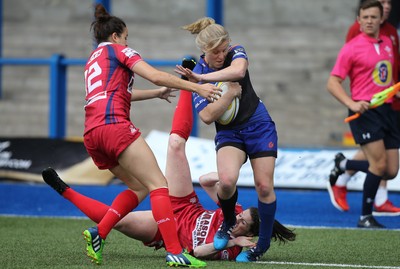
[1,216,399,269]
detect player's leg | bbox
[374,148,400,216]
[42,168,164,251]
[118,136,206,267]
[213,145,244,250]
[357,140,386,228]
[327,151,369,212]
[82,166,145,264]
[42,167,121,224]
[236,156,276,262]
[236,116,278,262]
[165,90,195,197]
[114,211,159,243]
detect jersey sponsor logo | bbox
[384,45,393,57]
[129,124,138,135]
[268,141,274,148]
[192,211,215,248]
[156,217,171,225]
[220,250,229,260]
[121,47,138,58]
[189,196,198,204]
[127,76,134,94]
[373,60,392,86]
[193,94,207,110]
[233,47,248,60]
[88,48,103,65]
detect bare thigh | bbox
[117,136,168,191]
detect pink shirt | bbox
[331,33,394,101]
[83,42,143,135]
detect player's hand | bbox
[349,100,370,114]
[158,87,178,103]
[227,82,242,99]
[175,65,202,83]
[232,236,256,248]
[197,83,222,102]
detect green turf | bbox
[0,216,398,269]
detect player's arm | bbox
[197,82,242,125]
[131,87,177,103]
[193,237,255,259]
[326,75,369,114]
[200,57,247,83]
[175,57,247,83]
[131,60,220,101]
[199,172,219,203]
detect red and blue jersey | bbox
[83,42,143,135]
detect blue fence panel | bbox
[0,0,224,138]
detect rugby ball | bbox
[214,82,239,125]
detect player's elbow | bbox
[199,172,218,187]
[235,69,246,79]
[193,247,217,260]
[199,113,215,125]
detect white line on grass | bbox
[258,261,400,269]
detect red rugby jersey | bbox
[83,42,142,134]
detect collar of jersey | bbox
[98,42,113,48]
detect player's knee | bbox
[168,134,185,153]
[384,170,398,180]
[254,181,273,198]
[218,176,237,193]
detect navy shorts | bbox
[349,103,400,149]
[215,117,278,159]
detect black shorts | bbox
[349,103,400,149]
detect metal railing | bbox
[0,0,223,138]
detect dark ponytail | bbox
[248,207,296,243]
[271,219,296,244]
[90,4,126,44]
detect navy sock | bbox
[345,160,369,173]
[218,188,238,226]
[256,200,276,252]
[362,171,381,216]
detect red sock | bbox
[170,90,193,140]
[63,188,109,223]
[150,188,182,254]
[97,189,139,239]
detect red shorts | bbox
[84,122,141,169]
[170,191,207,252]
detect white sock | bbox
[336,173,351,187]
[339,159,347,171]
[374,186,388,207]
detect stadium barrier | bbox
[0,55,199,138]
[0,0,223,138]
[2,133,400,192]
